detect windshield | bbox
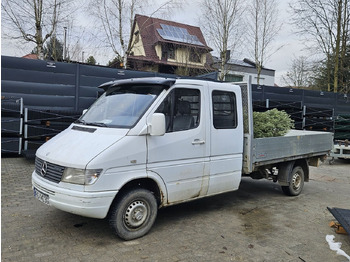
[77,84,163,128]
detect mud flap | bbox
[277,161,295,186]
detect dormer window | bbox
[161,44,175,60]
[168,45,175,59]
[189,51,201,63]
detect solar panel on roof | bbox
[157,24,204,46]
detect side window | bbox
[156,88,200,132]
[212,91,237,129]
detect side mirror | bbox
[150,113,165,136]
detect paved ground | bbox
[1,156,350,262]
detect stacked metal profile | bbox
[334,114,350,140]
[1,97,23,154]
[302,106,334,132]
[252,100,335,133]
[23,109,81,159]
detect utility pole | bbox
[63,26,67,60]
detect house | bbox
[211,57,275,86]
[127,14,213,76]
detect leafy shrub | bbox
[253,108,294,138]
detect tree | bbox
[291,0,350,93]
[311,45,350,92]
[45,35,64,61]
[88,0,183,69]
[200,0,244,81]
[30,35,64,61]
[1,0,72,60]
[282,56,313,88]
[246,0,281,85]
[86,55,97,65]
[107,57,123,68]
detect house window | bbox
[162,44,175,60]
[224,74,243,82]
[189,51,201,63]
[168,46,175,59]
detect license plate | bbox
[34,188,50,205]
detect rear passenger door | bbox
[207,85,244,195]
[147,86,210,204]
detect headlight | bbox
[61,168,102,185]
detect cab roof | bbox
[98,77,176,91]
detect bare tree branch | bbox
[200,0,245,81]
[1,0,74,59]
[246,0,281,85]
[291,0,350,92]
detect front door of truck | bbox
[147,87,209,204]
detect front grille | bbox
[35,157,65,183]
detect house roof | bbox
[129,14,212,64]
[212,56,275,72]
[22,54,39,59]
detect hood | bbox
[36,124,129,168]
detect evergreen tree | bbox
[86,56,97,65]
[31,36,64,61]
[45,36,64,61]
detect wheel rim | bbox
[291,172,302,191]
[124,200,148,229]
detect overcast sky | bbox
[1,0,307,86]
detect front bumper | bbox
[32,171,117,219]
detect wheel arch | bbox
[277,158,309,185]
[108,177,163,216]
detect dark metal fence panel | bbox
[2,56,77,110]
[78,64,119,111]
[303,89,336,109]
[335,93,350,116]
[263,85,305,103]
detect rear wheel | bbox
[281,166,304,196]
[109,188,158,240]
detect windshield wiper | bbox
[75,119,86,125]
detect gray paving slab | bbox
[1,157,350,261]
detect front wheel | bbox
[281,166,304,196]
[109,188,158,240]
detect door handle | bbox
[192,139,205,145]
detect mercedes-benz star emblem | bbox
[41,161,47,177]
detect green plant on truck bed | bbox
[253,108,294,138]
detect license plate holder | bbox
[34,187,50,205]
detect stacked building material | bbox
[1,97,23,154]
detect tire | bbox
[109,188,158,240]
[281,166,304,196]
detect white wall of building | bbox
[225,70,275,86]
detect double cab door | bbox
[147,82,243,204]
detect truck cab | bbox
[32,77,245,240]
